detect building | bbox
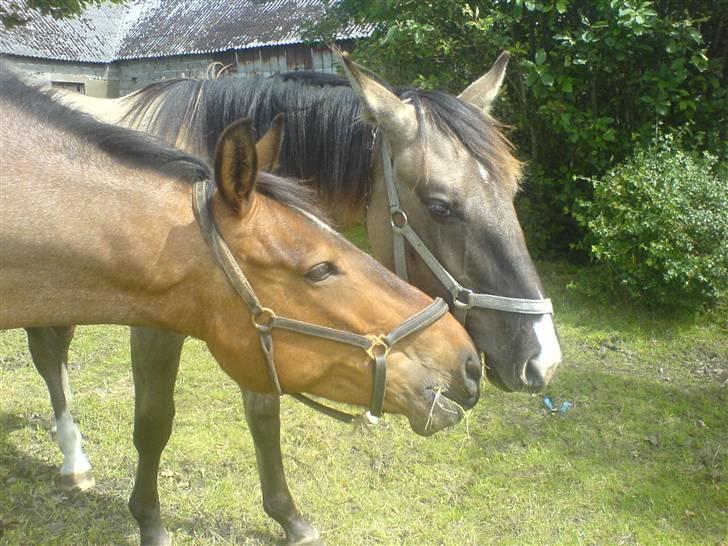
[0,0,372,97]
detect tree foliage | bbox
[1,0,125,28]
[310,0,727,257]
[574,132,727,309]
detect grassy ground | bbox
[1,255,726,545]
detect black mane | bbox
[0,65,325,219]
[280,71,518,187]
[122,74,372,214]
[121,69,520,216]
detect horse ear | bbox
[214,118,258,214]
[256,113,285,173]
[340,52,417,144]
[458,51,510,114]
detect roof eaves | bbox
[1,51,112,64]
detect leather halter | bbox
[379,135,553,323]
[192,179,449,422]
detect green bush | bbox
[575,133,727,309]
[309,0,727,258]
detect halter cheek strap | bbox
[192,179,448,422]
[379,136,553,323]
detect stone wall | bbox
[3,45,347,99]
[116,54,215,95]
[2,53,215,97]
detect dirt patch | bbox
[0,355,30,371]
[684,346,728,385]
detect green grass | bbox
[1,254,726,545]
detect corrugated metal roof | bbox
[0,2,124,62]
[115,0,373,60]
[0,0,373,63]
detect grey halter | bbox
[379,135,553,323]
[192,179,449,422]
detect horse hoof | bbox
[141,533,171,546]
[60,470,95,491]
[139,525,171,546]
[287,528,322,545]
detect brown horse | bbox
[0,68,481,544]
[46,52,562,544]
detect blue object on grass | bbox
[543,397,573,415]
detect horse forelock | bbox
[398,88,523,193]
[255,172,329,226]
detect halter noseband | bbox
[192,179,448,423]
[379,135,553,323]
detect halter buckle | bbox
[452,288,474,311]
[365,334,390,360]
[390,209,408,231]
[252,307,277,330]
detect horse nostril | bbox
[524,362,546,391]
[461,351,481,404]
[465,353,482,384]
[523,357,556,392]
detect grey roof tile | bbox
[0,2,124,62]
[0,0,372,62]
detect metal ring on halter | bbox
[452,288,474,311]
[365,334,391,360]
[251,307,277,330]
[390,209,408,231]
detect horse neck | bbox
[0,160,224,340]
[55,90,123,124]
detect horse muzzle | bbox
[406,346,481,436]
[483,347,561,393]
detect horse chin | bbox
[407,390,465,437]
[483,362,516,392]
[483,353,547,394]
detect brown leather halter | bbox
[192,179,449,422]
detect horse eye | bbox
[427,200,452,218]
[305,262,335,282]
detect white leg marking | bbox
[56,409,91,476]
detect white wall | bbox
[2,55,119,97]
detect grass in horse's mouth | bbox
[480,351,489,385]
[425,387,469,433]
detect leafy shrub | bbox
[575,133,727,309]
[309,0,727,258]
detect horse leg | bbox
[127,327,184,546]
[242,390,321,545]
[25,326,95,490]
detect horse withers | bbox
[0,69,480,544]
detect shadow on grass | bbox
[0,412,284,545]
[538,260,726,339]
[471,366,726,541]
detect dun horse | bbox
[48,53,562,544]
[0,69,481,544]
